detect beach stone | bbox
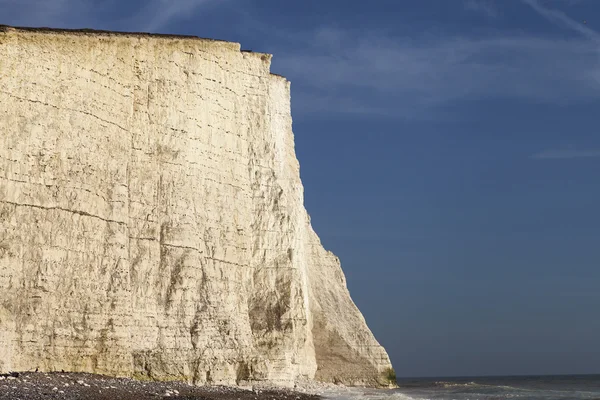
[0,25,394,387]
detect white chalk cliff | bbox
[0,26,394,387]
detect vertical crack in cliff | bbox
[126,43,137,374]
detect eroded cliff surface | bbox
[0,26,394,387]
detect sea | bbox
[322,375,600,400]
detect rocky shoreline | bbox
[0,372,322,400]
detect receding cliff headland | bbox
[0,25,394,389]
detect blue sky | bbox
[2,0,599,378]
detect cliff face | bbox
[0,26,394,387]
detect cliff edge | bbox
[0,25,394,388]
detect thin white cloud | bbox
[285,0,600,119]
[464,0,499,18]
[530,149,600,159]
[549,0,590,6]
[0,0,224,32]
[521,0,600,42]
[0,0,91,28]
[273,28,600,119]
[141,0,221,33]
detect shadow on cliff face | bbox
[312,317,397,388]
[250,298,289,333]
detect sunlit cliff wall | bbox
[0,25,394,387]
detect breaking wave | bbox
[321,388,418,400]
[433,381,479,388]
[319,375,600,399]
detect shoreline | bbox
[0,372,322,400]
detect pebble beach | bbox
[0,372,322,400]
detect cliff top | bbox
[0,24,231,43]
[0,24,292,81]
[0,24,280,68]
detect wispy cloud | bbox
[464,0,499,18]
[521,0,600,42]
[0,0,224,32]
[273,28,600,119]
[138,0,222,33]
[530,149,600,159]
[0,0,93,28]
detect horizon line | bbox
[397,372,600,380]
